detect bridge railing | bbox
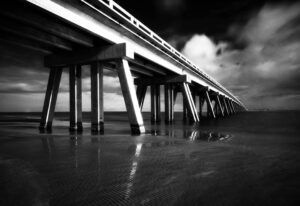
[81,0,243,105]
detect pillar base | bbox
[130,124,145,135]
[39,124,52,133]
[69,123,83,132]
[91,122,104,134]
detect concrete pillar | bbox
[40,67,63,130]
[136,85,147,110]
[91,62,104,133]
[181,83,199,122]
[226,99,233,115]
[231,101,236,113]
[204,91,216,118]
[199,95,204,117]
[183,98,188,121]
[117,59,145,134]
[216,95,224,117]
[222,97,229,116]
[170,85,174,121]
[151,84,161,122]
[213,100,218,116]
[229,100,235,114]
[69,65,83,131]
[165,84,174,123]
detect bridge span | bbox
[1,0,246,134]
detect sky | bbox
[0,0,300,111]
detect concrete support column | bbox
[136,85,147,110]
[222,97,229,116]
[117,59,145,134]
[226,99,233,115]
[164,84,174,123]
[183,99,188,121]
[229,100,235,114]
[91,62,104,133]
[231,101,236,113]
[151,84,161,123]
[199,95,204,117]
[213,100,218,116]
[40,67,63,130]
[204,91,216,118]
[69,65,83,131]
[181,83,199,122]
[216,95,224,117]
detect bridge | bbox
[1,0,246,134]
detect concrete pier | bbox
[164,84,174,123]
[117,59,145,134]
[216,95,225,117]
[151,85,161,123]
[69,65,83,131]
[39,67,62,130]
[181,83,199,122]
[204,91,216,118]
[91,62,104,133]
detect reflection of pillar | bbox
[40,67,63,130]
[151,84,161,122]
[41,136,55,161]
[125,143,142,199]
[165,84,174,122]
[117,59,145,134]
[91,62,104,132]
[70,135,81,169]
[69,65,83,131]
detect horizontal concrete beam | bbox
[45,43,134,67]
[0,18,72,51]
[128,58,167,76]
[134,75,191,86]
[0,3,94,47]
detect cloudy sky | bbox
[0,0,300,111]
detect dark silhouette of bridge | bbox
[0,0,246,134]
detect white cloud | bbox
[181,3,300,110]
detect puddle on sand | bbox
[147,127,232,142]
[187,131,233,142]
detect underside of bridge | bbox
[0,0,246,134]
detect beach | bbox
[0,111,299,205]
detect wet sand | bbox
[0,111,299,205]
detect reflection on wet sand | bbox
[125,143,142,199]
[1,111,300,205]
[150,123,232,142]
